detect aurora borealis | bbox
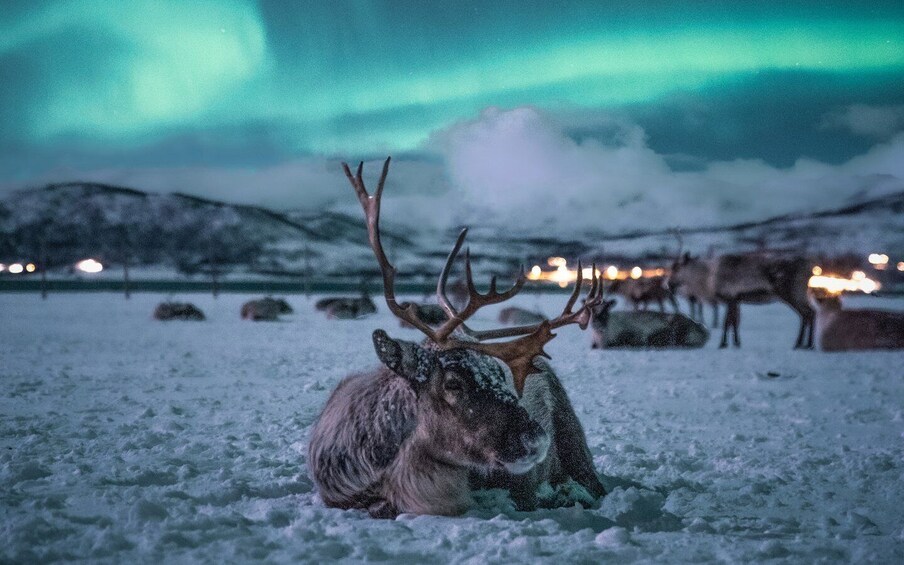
[2,0,904,229]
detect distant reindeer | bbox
[671,252,814,349]
[589,299,708,349]
[608,276,678,312]
[668,252,720,328]
[309,158,606,518]
[323,296,377,319]
[241,297,292,321]
[810,292,904,351]
[498,306,547,326]
[153,302,205,321]
[316,284,377,320]
[397,302,447,328]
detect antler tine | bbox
[436,228,469,322]
[563,259,584,314]
[461,262,601,342]
[434,234,527,342]
[343,162,367,208]
[547,262,603,330]
[375,156,391,199]
[342,157,440,340]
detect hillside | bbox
[1,182,901,282]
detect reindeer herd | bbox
[149,157,901,519]
[304,157,903,519]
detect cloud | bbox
[430,107,904,233]
[820,104,904,138]
[6,107,904,236]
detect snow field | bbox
[1,292,902,563]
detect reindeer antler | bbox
[343,157,602,395]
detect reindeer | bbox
[608,276,678,312]
[316,284,377,320]
[397,302,447,328]
[153,302,205,321]
[809,292,904,351]
[308,158,606,518]
[589,299,709,349]
[323,296,377,319]
[241,297,292,321]
[498,306,547,326]
[667,252,720,328]
[671,252,814,349]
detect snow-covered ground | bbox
[1,292,902,563]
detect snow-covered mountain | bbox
[0,182,407,279]
[1,182,901,281]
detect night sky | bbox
[2,1,903,230]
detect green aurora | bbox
[1,0,904,181]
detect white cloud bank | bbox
[432,107,904,233]
[6,106,904,236]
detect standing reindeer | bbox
[671,252,814,349]
[608,276,678,312]
[809,292,904,351]
[668,252,719,328]
[308,158,606,518]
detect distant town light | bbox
[8,263,24,274]
[75,259,104,274]
[630,266,642,279]
[811,266,822,276]
[867,253,889,265]
[530,265,542,278]
[25,263,36,273]
[605,265,619,280]
[809,272,880,295]
[898,262,904,272]
[0,263,5,272]
[547,256,567,268]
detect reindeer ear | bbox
[372,330,437,385]
[682,251,691,262]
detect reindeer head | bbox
[344,157,603,474]
[667,230,697,292]
[370,329,548,473]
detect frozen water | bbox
[1,292,902,562]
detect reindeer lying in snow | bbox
[308,158,606,518]
[810,292,904,351]
[397,302,447,328]
[241,297,293,321]
[316,292,377,320]
[153,302,205,321]
[589,299,709,349]
[498,306,547,326]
